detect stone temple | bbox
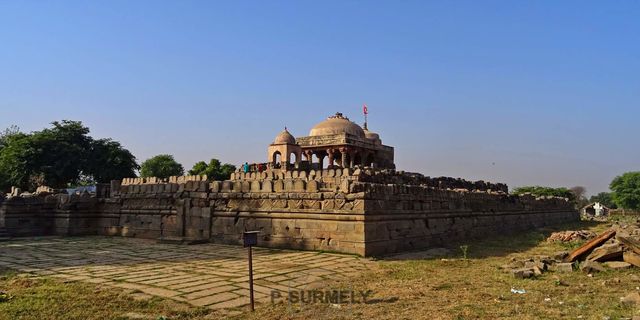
[268,112,395,170]
[0,112,579,256]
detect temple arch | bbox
[272,151,282,167]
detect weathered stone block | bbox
[586,243,624,262]
[261,181,273,193]
[293,180,305,192]
[273,181,284,193]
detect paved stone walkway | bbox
[0,237,371,310]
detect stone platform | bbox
[0,236,371,310]
[0,168,579,256]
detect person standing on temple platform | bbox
[243,162,250,173]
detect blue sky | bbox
[1,1,638,195]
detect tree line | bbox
[513,172,640,211]
[0,121,235,191]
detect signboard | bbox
[243,231,259,247]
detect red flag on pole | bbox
[363,104,368,115]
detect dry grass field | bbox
[2,217,640,320]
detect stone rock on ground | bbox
[580,260,605,273]
[565,229,617,263]
[512,268,535,279]
[624,251,640,267]
[604,261,632,270]
[553,263,574,273]
[524,261,547,271]
[586,243,624,262]
[554,251,569,261]
[621,292,640,306]
[617,236,640,255]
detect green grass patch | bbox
[0,271,213,320]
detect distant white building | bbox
[582,202,610,217]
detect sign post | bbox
[243,231,259,312]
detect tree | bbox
[189,161,208,176]
[140,154,184,179]
[0,132,33,190]
[85,139,140,183]
[570,186,589,208]
[0,125,20,150]
[28,120,93,188]
[610,172,640,210]
[0,121,139,191]
[188,158,236,180]
[589,192,617,209]
[512,186,576,201]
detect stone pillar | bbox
[295,151,302,167]
[284,152,290,168]
[349,150,356,168]
[339,148,348,168]
[327,149,335,167]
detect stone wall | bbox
[356,182,576,255]
[0,169,579,256]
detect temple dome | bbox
[309,113,366,138]
[273,129,296,145]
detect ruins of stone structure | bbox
[0,112,579,256]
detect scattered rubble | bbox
[565,229,616,263]
[580,260,605,273]
[624,251,640,267]
[553,263,574,273]
[604,261,632,270]
[547,230,597,243]
[505,223,640,278]
[586,243,623,262]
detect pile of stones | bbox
[505,224,640,278]
[547,230,597,242]
[502,254,574,279]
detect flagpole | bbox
[363,103,368,130]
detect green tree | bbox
[140,154,184,179]
[188,158,236,180]
[29,120,93,188]
[189,161,208,176]
[86,139,140,183]
[0,121,139,191]
[0,125,20,150]
[589,192,617,209]
[512,186,576,201]
[0,132,33,190]
[610,172,640,210]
